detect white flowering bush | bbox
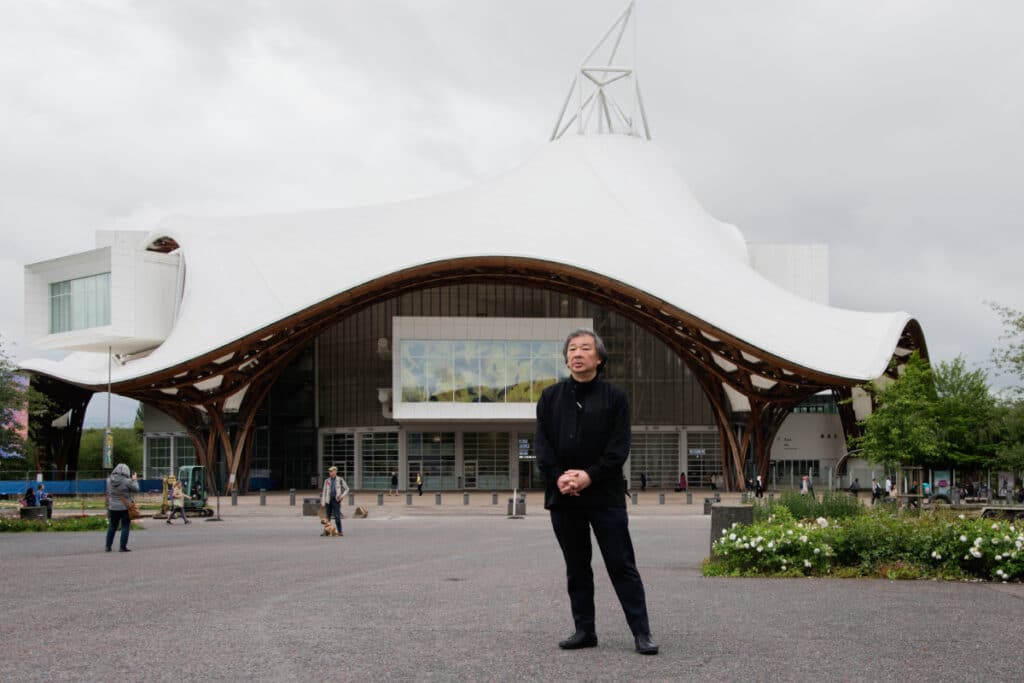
[704,506,1024,582]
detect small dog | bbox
[321,518,340,537]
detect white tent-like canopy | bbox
[21,134,915,390]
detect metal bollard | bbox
[435,493,442,505]
[231,489,238,506]
[464,492,470,505]
[741,492,748,503]
[289,488,296,506]
[348,492,355,506]
[659,493,665,505]
[406,493,412,505]
[259,488,266,506]
[686,492,692,505]
[631,492,638,505]
[492,492,498,505]
[377,493,384,506]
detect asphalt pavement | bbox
[1,490,1021,682]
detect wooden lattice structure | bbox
[28,256,928,492]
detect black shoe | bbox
[166,520,172,525]
[558,630,598,650]
[634,633,658,655]
[105,547,111,552]
[119,548,131,552]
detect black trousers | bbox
[550,506,651,636]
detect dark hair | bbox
[562,328,608,374]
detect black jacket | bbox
[535,376,631,509]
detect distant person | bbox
[800,475,809,496]
[21,486,36,508]
[884,477,893,496]
[416,471,423,496]
[639,471,647,492]
[849,478,859,497]
[166,480,190,525]
[755,475,764,499]
[390,471,399,496]
[871,479,882,505]
[105,463,139,552]
[321,466,349,536]
[675,473,687,493]
[36,483,53,519]
[806,475,814,497]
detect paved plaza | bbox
[2,491,1022,682]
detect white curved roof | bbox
[22,134,912,387]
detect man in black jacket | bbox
[535,328,658,655]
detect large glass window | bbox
[360,432,399,490]
[463,432,511,489]
[147,436,172,479]
[323,432,356,481]
[630,431,680,489]
[686,431,722,489]
[401,340,566,403]
[49,272,111,333]
[407,432,456,490]
[175,438,196,468]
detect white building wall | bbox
[24,230,180,353]
[748,243,829,305]
[772,412,846,466]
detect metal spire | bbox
[551,1,651,141]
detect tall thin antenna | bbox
[550,1,650,141]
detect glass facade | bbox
[323,433,356,482]
[686,431,723,489]
[463,431,511,489]
[630,431,681,489]
[407,432,456,490]
[318,282,715,428]
[147,436,172,478]
[360,432,399,490]
[49,272,111,333]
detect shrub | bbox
[0,515,119,533]
[706,509,1024,582]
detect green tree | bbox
[1,336,30,461]
[78,427,143,475]
[853,352,941,467]
[932,356,998,467]
[854,353,999,470]
[989,400,1024,473]
[990,302,1024,396]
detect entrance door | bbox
[464,461,478,489]
[519,460,532,489]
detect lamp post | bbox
[102,346,113,470]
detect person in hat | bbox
[321,466,349,536]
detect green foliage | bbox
[752,490,862,522]
[990,301,1024,397]
[992,400,1024,472]
[78,427,142,473]
[0,514,112,533]
[933,357,999,466]
[853,353,941,466]
[705,509,1024,582]
[0,336,29,459]
[853,352,998,469]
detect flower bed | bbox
[703,505,1024,582]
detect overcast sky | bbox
[2,0,1022,426]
